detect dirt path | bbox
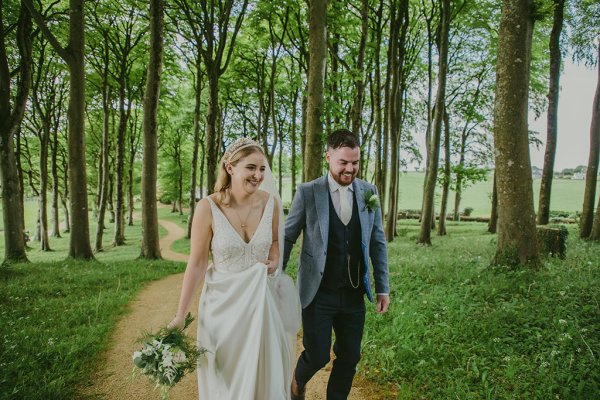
[84,217,381,399]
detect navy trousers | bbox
[294,287,366,400]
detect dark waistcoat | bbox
[320,190,364,291]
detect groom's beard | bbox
[330,170,358,186]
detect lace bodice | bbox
[206,195,274,272]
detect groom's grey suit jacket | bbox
[282,175,389,309]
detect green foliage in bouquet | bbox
[132,313,207,399]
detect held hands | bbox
[375,294,390,314]
[263,259,278,276]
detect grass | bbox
[0,259,185,400]
[360,220,600,399]
[0,202,187,399]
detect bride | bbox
[168,137,300,399]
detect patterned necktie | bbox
[339,186,352,225]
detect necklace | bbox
[232,199,253,229]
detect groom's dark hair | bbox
[327,129,359,150]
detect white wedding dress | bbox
[197,195,296,399]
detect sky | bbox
[409,60,597,173]
[528,60,598,171]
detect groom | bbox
[283,129,390,400]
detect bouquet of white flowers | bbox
[132,313,207,399]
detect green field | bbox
[2,174,597,238]
[392,172,599,217]
[275,172,597,217]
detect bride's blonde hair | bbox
[214,138,264,205]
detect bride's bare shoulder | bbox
[195,197,214,218]
[256,190,271,203]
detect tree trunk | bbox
[453,132,467,221]
[373,0,385,206]
[60,151,70,233]
[25,0,94,258]
[438,110,451,236]
[187,59,202,239]
[113,77,128,246]
[66,3,94,259]
[301,95,307,182]
[140,0,164,259]
[488,172,498,233]
[38,131,51,250]
[278,127,283,196]
[419,0,450,245]
[50,120,61,237]
[350,0,369,137]
[0,1,31,263]
[585,43,600,240]
[205,70,219,193]
[178,142,184,216]
[16,131,26,236]
[492,0,540,267]
[423,0,435,201]
[30,45,54,250]
[95,75,111,252]
[537,0,565,225]
[107,172,115,223]
[590,190,600,241]
[304,0,327,182]
[291,86,298,200]
[580,42,600,239]
[199,135,206,201]
[199,0,248,192]
[128,105,140,226]
[384,0,408,241]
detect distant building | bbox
[531,166,542,179]
[572,172,585,180]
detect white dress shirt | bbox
[327,173,354,221]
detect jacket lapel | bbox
[354,179,374,301]
[353,180,370,245]
[314,176,329,243]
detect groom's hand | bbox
[375,294,390,314]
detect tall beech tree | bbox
[579,43,600,240]
[372,0,386,206]
[0,0,31,263]
[87,11,112,252]
[492,0,540,267]
[438,109,450,236]
[30,40,66,251]
[49,85,67,238]
[586,42,600,240]
[140,0,164,259]
[384,0,409,241]
[107,4,146,247]
[304,0,328,181]
[537,0,565,225]
[24,0,94,259]
[418,0,450,245]
[198,0,248,192]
